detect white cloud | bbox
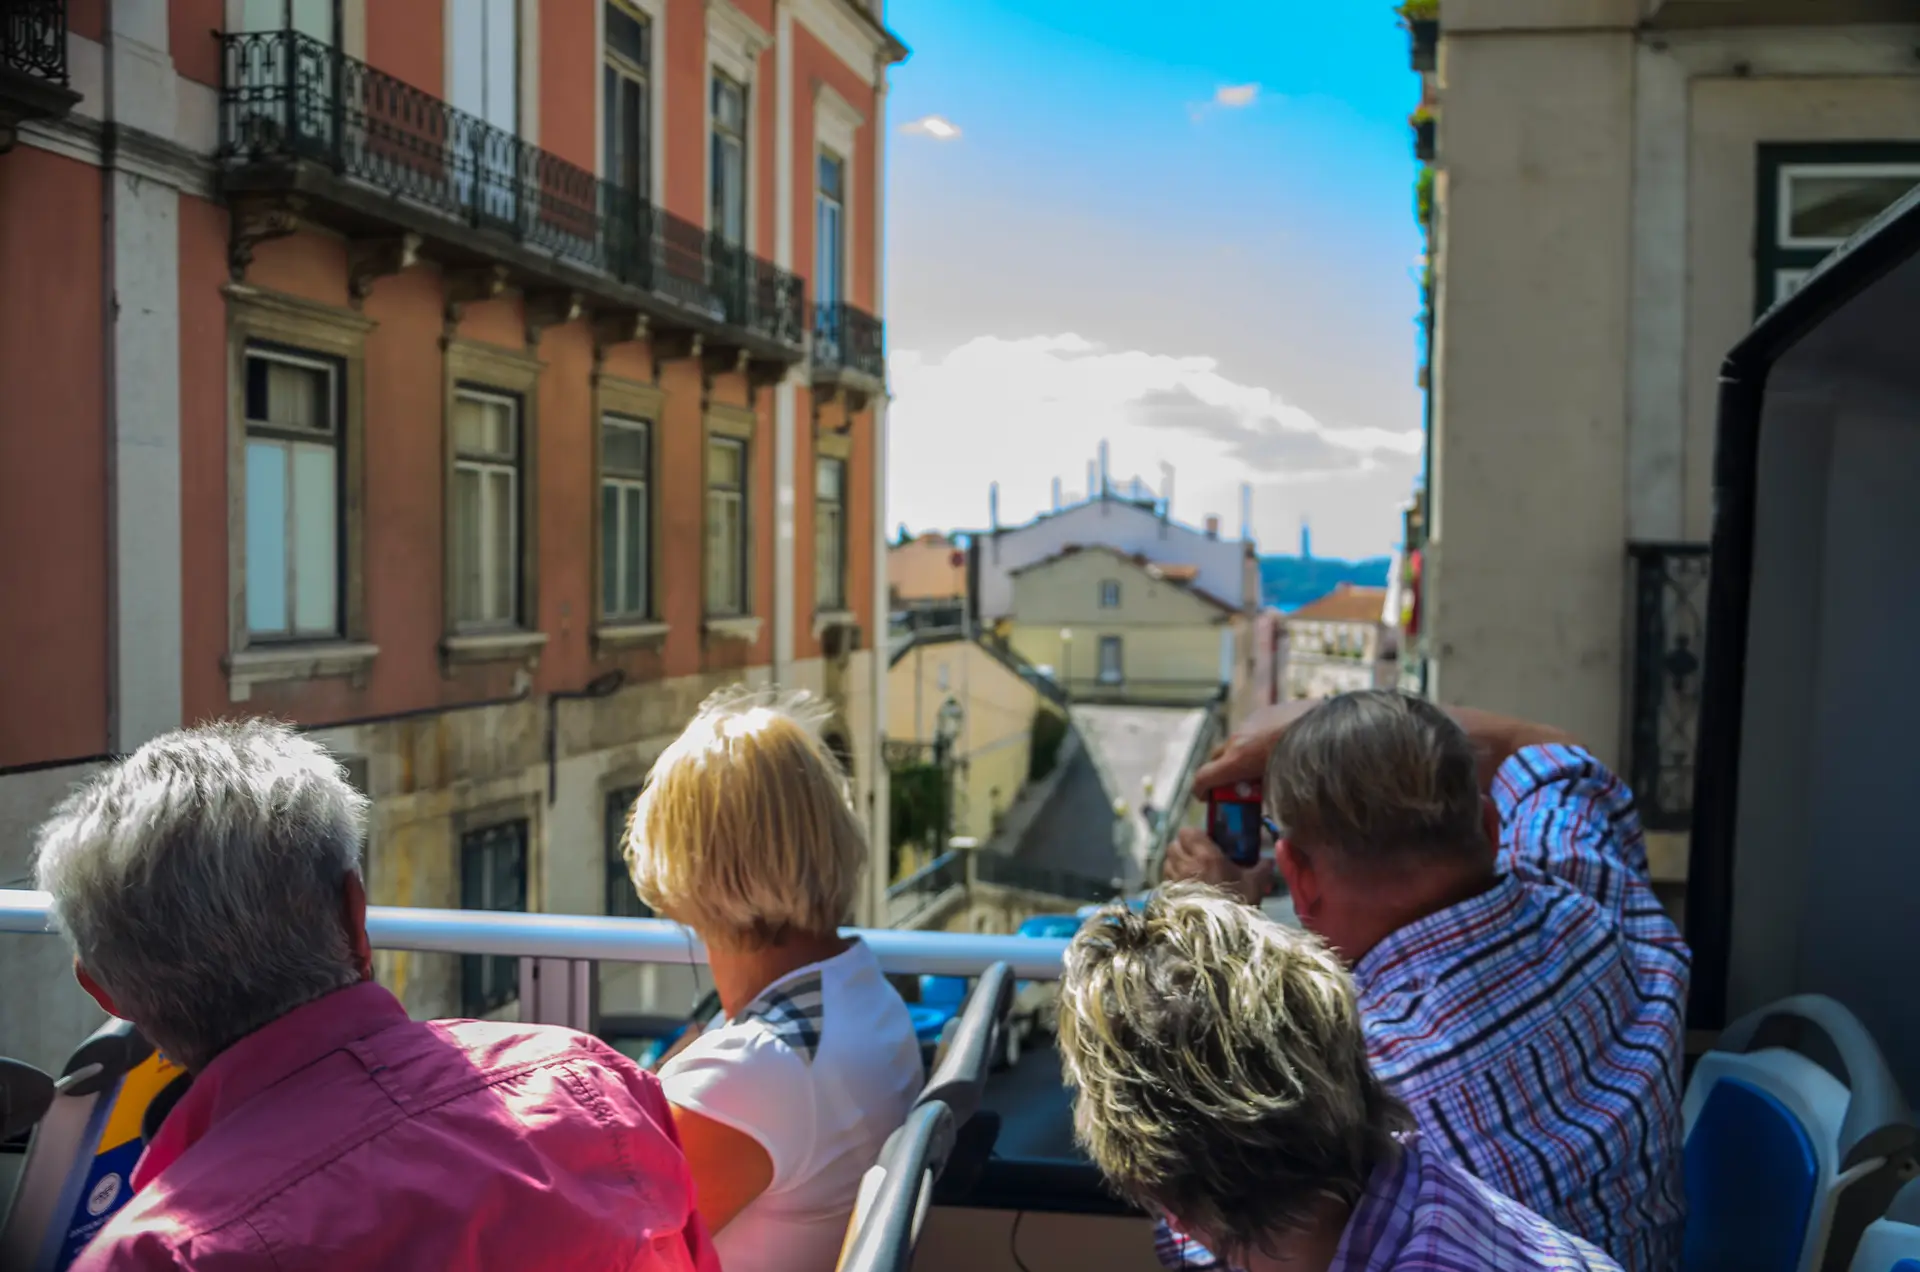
[886,335,1421,555]
[899,114,962,140]
[1214,83,1260,108]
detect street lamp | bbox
[547,670,626,804]
[1060,628,1073,691]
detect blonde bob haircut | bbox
[625,688,866,948]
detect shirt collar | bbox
[1328,1136,1422,1272]
[132,981,408,1190]
[1350,872,1527,993]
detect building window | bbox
[603,3,651,202]
[816,151,845,310]
[601,415,652,622]
[451,389,523,629]
[460,819,528,1017]
[605,785,652,919]
[711,74,747,244]
[244,347,344,640]
[1098,579,1120,609]
[816,456,846,611]
[1097,635,1123,685]
[1757,145,1920,312]
[706,436,748,616]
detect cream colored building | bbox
[1283,585,1396,701]
[1418,0,1920,849]
[1006,546,1237,704]
[887,633,1066,863]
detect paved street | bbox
[1011,705,1209,890]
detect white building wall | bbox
[976,501,1252,624]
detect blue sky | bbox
[881,0,1425,560]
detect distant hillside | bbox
[1260,555,1392,612]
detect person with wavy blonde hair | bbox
[1058,883,1621,1272]
[624,688,921,1272]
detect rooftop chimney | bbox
[1204,515,1220,540]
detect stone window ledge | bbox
[702,615,764,646]
[812,609,858,639]
[441,629,549,670]
[226,642,380,702]
[593,621,671,655]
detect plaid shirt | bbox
[1157,745,1689,1272]
[1331,1134,1622,1271]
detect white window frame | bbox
[1776,162,1920,250]
[704,0,770,243]
[601,414,653,623]
[814,82,864,306]
[243,346,344,642]
[707,435,750,618]
[598,0,667,201]
[815,455,846,611]
[451,388,523,631]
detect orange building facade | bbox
[0,0,905,1061]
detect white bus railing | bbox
[0,890,1071,981]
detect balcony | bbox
[0,0,82,152]
[812,300,885,406]
[216,30,805,373]
[1627,542,1708,832]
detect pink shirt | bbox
[72,982,721,1272]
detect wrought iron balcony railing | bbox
[1627,542,1709,832]
[216,29,804,352]
[0,0,81,151]
[813,300,886,382]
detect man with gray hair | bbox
[34,720,719,1272]
[1059,883,1621,1271]
[1160,691,1688,1272]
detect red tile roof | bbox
[1287,583,1388,625]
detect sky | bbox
[881,0,1425,561]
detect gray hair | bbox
[1265,690,1485,872]
[32,720,368,1071]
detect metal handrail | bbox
[1,0,69,86]
[0,890,1070,981]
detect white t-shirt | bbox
[659,940,923,1272]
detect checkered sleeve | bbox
[1491,744,1653,915]
[1153,1217,1229,1270]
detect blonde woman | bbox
[625,689,922,1272]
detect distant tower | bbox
[1086,459,1097,503]
[1300,517,1312,559]
[989,482,1000,533]
[1239,483,1253,542]
[1160,462,1174,519]
[1098,441,1111,497]
[1051,476,1062,511]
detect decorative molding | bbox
[524,289,585,346]
[815,425,853,460]
[593,622,672,657]
[706,400,758,439]
[226,643,380,703]
[599,374,667,420]
[229,194,304,282]
[440,629,550,670]
[703,615,765,646]
[815,81,865,158]
[592,310,650,365]
[706,0,774,84]
[651,328,702,380]
[443,264,513,332]
[347,233,424,308]
[791,0,888,88]
[812,610,857,641]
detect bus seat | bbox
[0,1060,55,1144]
[1850,1177,1920,1272]
[837,1101,957,1272]
[1682,994,1917,1272]
[918,962,1014,1129]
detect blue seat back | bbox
[1683,1077,1820,1272]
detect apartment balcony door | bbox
[233,0,338,155]
[449,0,520,228]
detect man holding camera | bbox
[1160,690,1688,1272]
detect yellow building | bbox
[886,632,1068,870]
[1005,546,1236,705]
